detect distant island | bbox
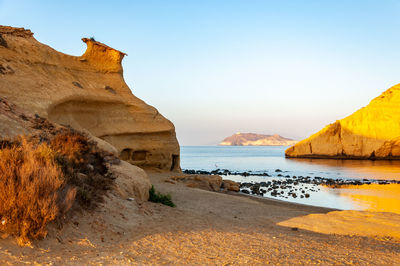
[219,132,298,146]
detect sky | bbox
[1,0,400,145]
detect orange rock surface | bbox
[0,26,180,170]
[286,84,400,159]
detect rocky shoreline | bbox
[183,169,400,200]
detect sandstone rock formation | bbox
[110,161,152,202]
[0,96,152,201]
[220,132,297,146]
[221,180,240,192]
[165,174,240,193]
[0,26,180,171]
[286,84,400,159]
[166,175,223,192]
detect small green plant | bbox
[149,186,175,207]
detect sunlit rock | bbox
[286,84,400,159]
[0,26,180,171]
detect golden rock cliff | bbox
[285,84,400,159]
[0,26,180,171]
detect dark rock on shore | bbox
[183,169,271,177]
[183,168,400,201]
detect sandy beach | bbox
[0,171,398,265]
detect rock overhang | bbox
[0,25,181,171]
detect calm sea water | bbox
[181,146,400,213]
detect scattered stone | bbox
[183,168,400,201]
[87,164,94,171]
[103,156,120,165]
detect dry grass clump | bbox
[0,138,75,245]
[0,128,115,245]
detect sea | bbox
[181,146,400,214]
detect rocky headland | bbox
[0,26,180,171]
[286,84,400,159]
[220,132,297,146]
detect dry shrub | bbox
[50,132,88,164]
[0,138,75,246]
[0,126,115,245]
[48,131,111,208]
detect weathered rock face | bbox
[220,132,297,146]
[286,84,400,159]
[165,174,240,193]
[110,161,152,202]
[0,96,152,201]
[221,180,240,192]
[165,175,223,192]
[0,26,180,171]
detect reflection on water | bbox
[289,158,400,180]
[333,184,400,214]
[226,174,348,209]
[181,146,400,213]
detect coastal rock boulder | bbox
[109,161,152,202]
[165,175,241,193]
[286,84,400,159]
[166,175,223,192]
[0,26,180,171]
[222,180,240,192]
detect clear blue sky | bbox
[1,0,400,145]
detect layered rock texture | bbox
[220,133,297,146]
[286,84,400,159]
[0,26,180,170]
[0,96,152,201]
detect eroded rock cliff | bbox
[0,26,180,170]
[0,96,152,202]
[286,84,400,159]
